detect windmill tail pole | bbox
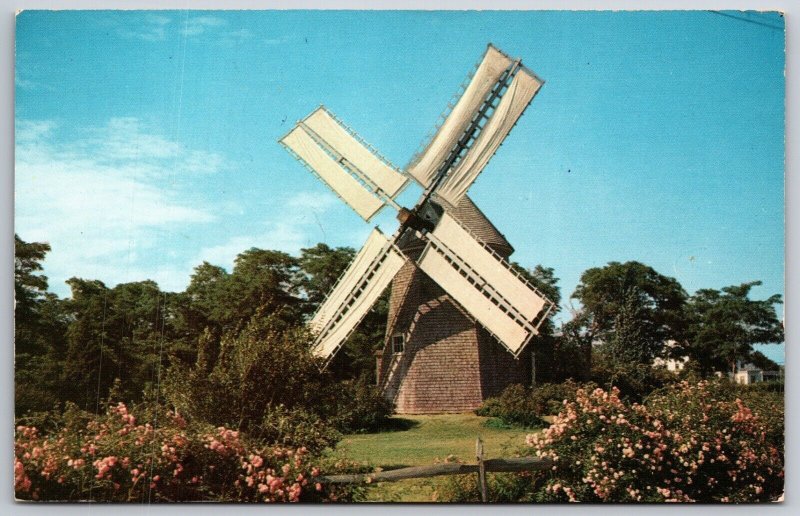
[317,457,554,484]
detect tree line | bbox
[530,261,783,398]
[15,233,783,418]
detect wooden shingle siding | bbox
[378,194,531,414]
[381,263,531,414]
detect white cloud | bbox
[15,118,223,296]
[16,120,57,142]
[119,14,171,42]
[178,16,227,37]
[14,77,55,91]
[229,28,253,40]
[286,190,337,211]
[118,14,249,43]
[194,191,339,270]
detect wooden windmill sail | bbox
[280,44,555,413]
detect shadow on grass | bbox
[379,463,412,471]
[379,417,421,432]
[481,416,547,431]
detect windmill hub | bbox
[279,44,556,413]
[396,205,437,233]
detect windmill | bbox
[279,44,556,413]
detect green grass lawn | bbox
[327,413,539,502]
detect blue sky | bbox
[15,10,785,362]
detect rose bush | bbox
[14,401,360,502]
[445,380,783,502]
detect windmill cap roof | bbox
[442,194,514,258]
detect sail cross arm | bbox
[309,228,407,362]
[417,212,553,356]
[406,45,513,188]
[435,68,543,207]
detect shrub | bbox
[469,380,784,503]
[443,381,784,503]
[648,380,784,456]
[250,405,341,455]
[438,471,534,503]
[14,400,360,502]
[530,380,587,416]
[326,378,394,434]
[476,384,543,428]
[476,381,586,427]
[164,315,394,445]
[164,316,328,433]
[590,354,674,402]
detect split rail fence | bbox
[319,438,553,502]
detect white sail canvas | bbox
[280,125,384,220]
[310,228,406,360]
[406,45,512,187]
[302,107,409,199]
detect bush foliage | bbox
[163,314,393,454]
[449,380,783,503]
[14,400,364,502]
[476,381,586,427]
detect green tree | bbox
[60,278,180,410]
[221,249,303,334]
[14,234,51,332]
[107,280,183,400]
[570,261,687,396]
[553,310,594,382]
[572,261,687,364]
[180,261,230,336]
[14,235,70,415]
[298,243,355,309]
[173,250,306,373]
[60,278,113,410]
[749,350,780,372]
[684,281,783,376]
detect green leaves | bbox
[685,281,784,375]
[298,243,355,308]
[572,261,687,349]
[570,262,688,391]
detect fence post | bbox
[476,437,488,502]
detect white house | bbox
[732,360,782,385]
[652,340,689,373]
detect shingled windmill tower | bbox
[280,44,555,413]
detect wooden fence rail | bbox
[319,456,553,484]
